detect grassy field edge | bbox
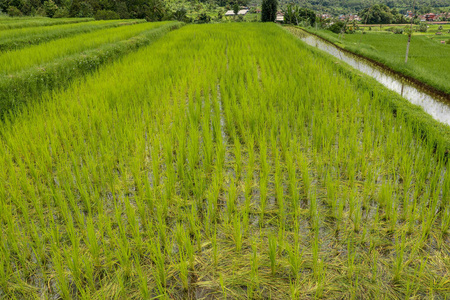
[300,26,450,97]
[0,21,184,118]
[284,25,450,159]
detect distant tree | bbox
[298,7,316,26]
[95,9,119,19]
[418,23,427,32]
[261,0,277,22]
[143,0,166,21]
[7,5,22,16]
[284,3,300,25]
[53,7,69,17]
[196,12,210,23]
[173,8,187,21]
[43,0,58,17]
[329,21,346,33]
[284,4,316,26]
[360,4,394,24]
[233,2,239,15]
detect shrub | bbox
[43,0,58,18]
[393,27,404,34]
[7,6,23,16]
[196,13,210,24]
[53,7,69,18]
[329,21,346,34]
[95,10,120,20]
[418,23,428,32]
[173,8,187,22]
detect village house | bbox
[338,14,360,21]
[276,12,284,22]
[425,13,437,21]
[225,8,249,16]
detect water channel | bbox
[295,29,450,126]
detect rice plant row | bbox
[0,21,183,116]
[0,17,93,30]
[0,21,174,75]
[0,23,449,299]
[0,19,146,52]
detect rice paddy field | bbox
[1,21,450,299]
[0,17,93,30]
[306,25,450,95]
[0,19,146,51]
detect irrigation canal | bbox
[295,28,450,126]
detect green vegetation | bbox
[0,17,92,30]
[261,0,278,22]
[279,0,449,16]
[1,0,449,22]
[0,21,182,115]
[359,4,408,24]
[1,22,450,299]
[304,26,450,95]
[284,4,316,26]
[0,19,145,51]
[0,22,168,75]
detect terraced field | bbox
[0,19,146,51]
[0,17,93,30]
[0,21,449,299]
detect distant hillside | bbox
[263,0,449,15]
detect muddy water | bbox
[296,29,450,126]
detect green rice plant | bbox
[151,238,167,295]
[299,152,310,197]
[234,135,242,179]
[52,249,71,299]
[211,226,218,267]
[259,172,268,220]
[286,149,299,214]
[268,233,277,276]
[393,230,406,282]
[219,273,227,299]
[178,250,189,290]
[233,213,243,254]
[286,241,303,280]
[275,164,285,223]
[347,234,356,281]
[134,254,150,298]
[227,177,237,222]
[250,239,259,288]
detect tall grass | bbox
[0,22,449,299]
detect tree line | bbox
[1,0,168,20]
[1,0,448,21]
